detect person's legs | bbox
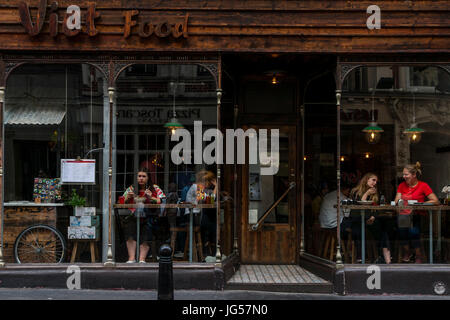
[126,239,137,261]
[385,216,397,263]
[207,210,217,245]
[139,242,150,262]
[397,227,411,261]
[135,217,155,262]
[367,218,382,262]
[350,216,362,260]
[410,215,423,263]
[379,217,392,264]
[340,217,353,263]
[123,217,138,262]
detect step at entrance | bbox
[226,265,333,293]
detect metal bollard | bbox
[157,244,174,300]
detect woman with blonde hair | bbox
[394,162,439,263]
[185,169,217,259]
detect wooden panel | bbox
[1,0,449,11]
[0,0,448,53]
[3,206,57,263]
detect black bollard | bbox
[158,244,174,300]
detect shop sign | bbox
[115,106,215,125]
[18,0,189,38]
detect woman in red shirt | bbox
[394,162,439,263]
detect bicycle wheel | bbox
[14,224,66,264]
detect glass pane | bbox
[4,63,105,264]
[337,65,450,264]
[115,64,217,263]
[249,134,289,224]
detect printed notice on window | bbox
[61,159,96,184]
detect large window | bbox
[114,64,218,263]
[304,65,450,264]
[337,65,450,264]
[4,64,105,263]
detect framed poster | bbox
[61,159,96,184]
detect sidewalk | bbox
[0,288,449,300]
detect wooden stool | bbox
[320,228,337,261]
[170,226,204,262]
[70,239,98,263]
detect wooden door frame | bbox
[239,124,298,264]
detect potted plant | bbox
[66,189,87,215]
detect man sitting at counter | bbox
[319,182,352,258]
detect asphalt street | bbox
[0,288,448,300]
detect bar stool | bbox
[320,228,337,261]
[170,225,204,262]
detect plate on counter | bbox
[357,200,373,205]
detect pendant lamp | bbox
[164,82,184,135]
[362,88,384,144]
[403,89,424,144]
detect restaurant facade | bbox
[0,0,449,294]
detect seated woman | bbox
[122,168,166,263]
[185,169,217,257]
[349,173,386,263]
[394,162,439,264]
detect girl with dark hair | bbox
[122,168,165,263]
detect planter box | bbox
[68,226,99,239]
[69,216,100,227]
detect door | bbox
[241,126,297,264]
